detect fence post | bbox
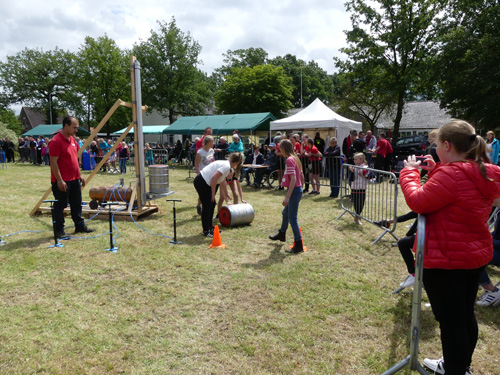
[381,215,429,375]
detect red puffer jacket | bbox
[400,161,500,270]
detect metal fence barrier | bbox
[381,215,430,375]
[337,163,399,244]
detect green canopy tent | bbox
[162,113,276,137]
[22,124,91,138]
[115,125,170,145]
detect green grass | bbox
[0,163,499,374]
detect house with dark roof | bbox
[376,101,454,136]
[19,107,64,133]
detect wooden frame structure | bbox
[31,56,156,220]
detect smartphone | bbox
[415,156,428,166]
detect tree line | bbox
[1,0,499,138]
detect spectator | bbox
[2,137,15,163]
[41,142,49,165]
[196,127,213,152]
[255,142,278,187]
[214,136,229,160]
[314,132,326,153]
[119,142,129,174]
[305,138,322,194]
[374,132,392,181]
[349,153,369,225]
[145,143,154,166]
[365,130,377,166]
[323,137,341,198]
[486,130,499,165]
[228,134,244,154]
[299,134,311,192]
[243,145,264,186]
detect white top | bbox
[200,160,231,185]
[486,142,492,160]
[197,148,214,171]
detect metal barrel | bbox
[218,203,255,227]
[149,165,169,194]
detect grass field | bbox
[0,163,499,375]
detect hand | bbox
[211,193,215,202]
[57,181,67,192]
[80,177,86,187]
[282,197,289,207]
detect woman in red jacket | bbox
[400,120,500,375]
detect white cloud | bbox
[0,0,352,74]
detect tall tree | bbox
[215,65,293,118]
[133,18,211,124]
[338,0,443,139]
[71,35,131,134]
[435,0,500,130]
[0,108,21,135]
[270,54,334,108]
[0,48,75,124]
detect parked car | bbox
[391,135,429,158]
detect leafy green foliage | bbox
[133,18,212,124]
[338,0,443,138]
[0,48,76,124]
[0,108,21,135]
[71,35,131,134]
[215,65,293,118]
[269,55,335,108]
[0,122,18,144]
[435,0,500,130]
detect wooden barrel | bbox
[149,165,169,194]
[89,186,133,203]
[218,203,255,227]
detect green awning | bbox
[162,113,276,135]
[22,124,91,137]
[115,125,170,135]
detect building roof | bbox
[20,107,46,131]
[376,101,454,130]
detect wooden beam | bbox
[127,179,139,213]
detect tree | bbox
[215,65,293,118]
[0,108,21,135]
[0,48,76,124]
[133,18,212,124]
[435,0,500,130]
[333,66,395,132]
[71,35,131,134]
[0,122,18,147]
[337,0,443,139]
[270,54,334,108]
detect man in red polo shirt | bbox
[50,116,94,238]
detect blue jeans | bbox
[280,186,303,241]
[120,158,127,174]
[329,167,341,197]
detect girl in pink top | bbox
[269,139,305,253]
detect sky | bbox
[0,0,352,75]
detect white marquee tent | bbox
[270,98,362,149]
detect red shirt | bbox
[305,145,321,161]
[49,131,81,182]
[293,142,301,155]
[196,135,206,152]
[376,138,390,158]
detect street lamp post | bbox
[49,90,64,124]
[300,63,303,108]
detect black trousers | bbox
[51,179,85,233]
[351,189,366,215]
[193,174,219,233]
[423,267,484,375]
[397,235,416,274]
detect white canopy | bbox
[270,98,362,147]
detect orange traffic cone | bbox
[209,225,226,249]
[289,227,307,252]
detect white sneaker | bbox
[423,357,445,374]
[423,357,472,375]
[399,274,415,289]
[476,288,500,307]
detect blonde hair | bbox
[203,135,214,146]
[353,152,366,162]
[227,152,244,177]
[329,137,337,145]
[438,120,490,179]
[429,129,439,142]
[280,139,303,172]
[487,131,496,144]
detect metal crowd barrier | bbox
[337,163,399,244]
[382,215,430,375]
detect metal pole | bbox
[167,199,182,245]
[381,215,429,375]
[49,93,52,124]
[134,60,147,207]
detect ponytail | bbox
[438,120,492,180]
[279,139,303,171]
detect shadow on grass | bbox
[0,235,55,251]
[384,293,439,370]
[241,243,287,269]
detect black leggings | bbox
[193,174,219,233]
[351,189,366,215]
[423,267,484,375]
[397,235,415,274]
